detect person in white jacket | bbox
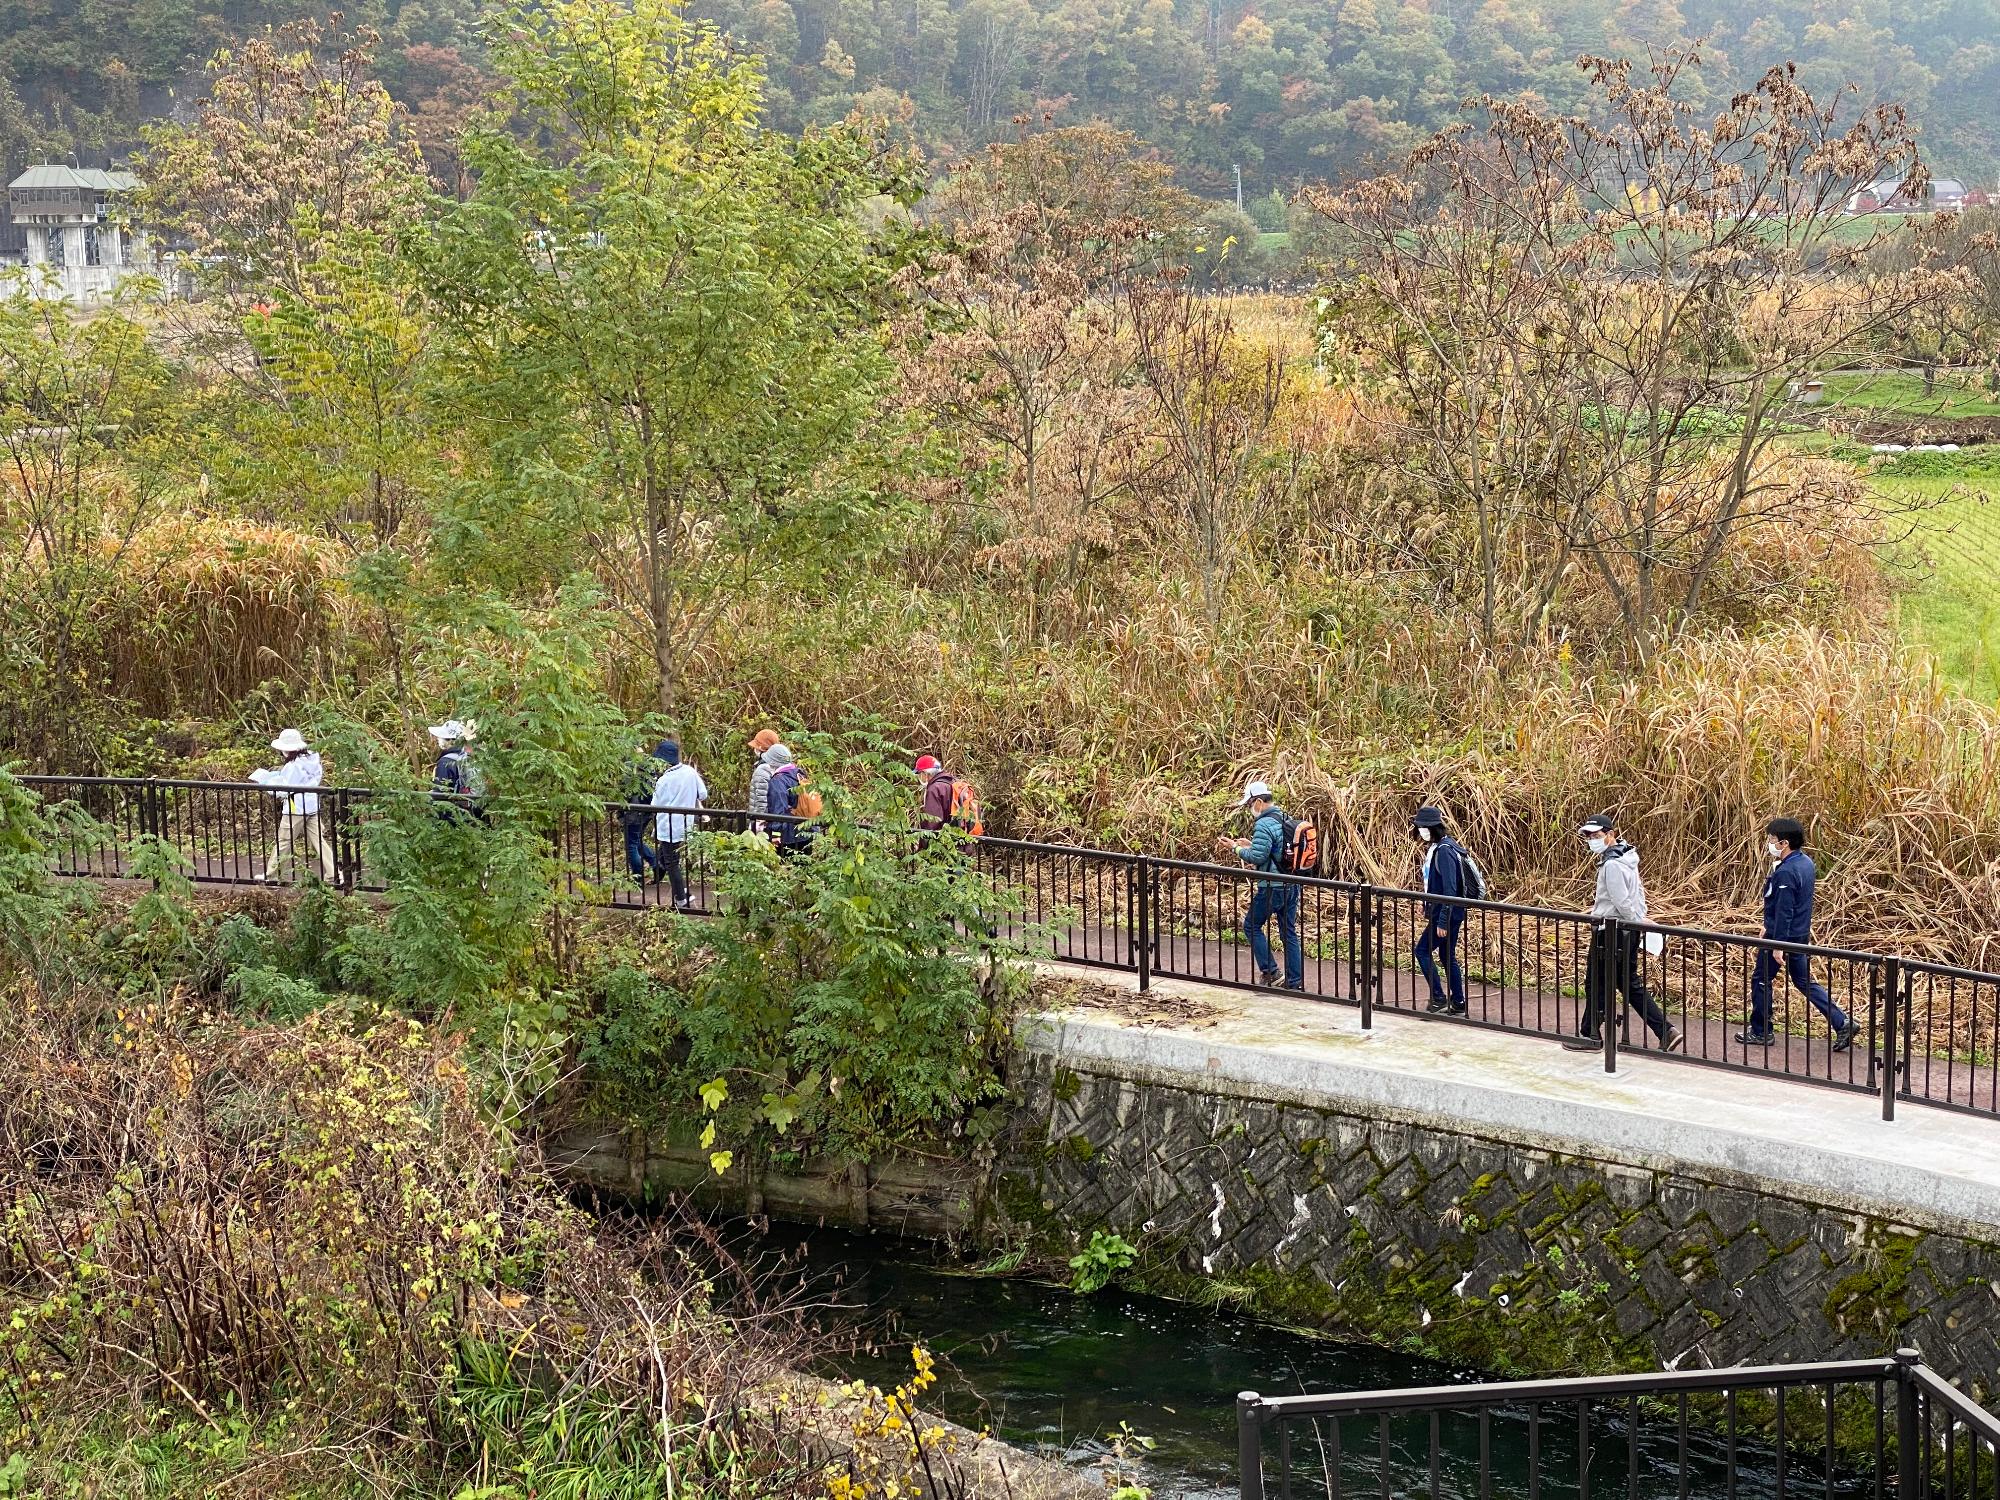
[1563,813,1681,1054]
[251,728,335,884]
[649,740,707,910]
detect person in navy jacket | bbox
[1740,817,1860,1052]
[1412,805,1469,1015]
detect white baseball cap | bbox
[428,720,468,744]
[1237,779,1274,808]
[271,728,310,754]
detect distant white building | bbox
[5,164,168,301]
[1846,176,1970,214]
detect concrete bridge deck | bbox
[1028,965,2000,1236]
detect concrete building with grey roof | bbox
[5,164,169,301]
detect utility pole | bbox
[1234,164,1243,214]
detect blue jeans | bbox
[1751,948,1848,1035]
[1247,884,1304,988]
[623,820,665,880]
[1415,912,1466,1009]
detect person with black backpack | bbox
[1411,805,1480,1016]
[1229,780,1305,990]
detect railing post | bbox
[1599,918,1620,1075]
[1237,1391,1265,1500]
[137,781,165,840]
[331,789,352,893]
[1895,1348,1921,1496]
[1880,958,1899,1123]
[1134,855,1153,994]
[1357,887,1375,1031]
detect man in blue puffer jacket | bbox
[1740,816,1860,1052]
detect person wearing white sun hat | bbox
[251,728,334,884]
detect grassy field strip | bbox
[1881,472,2000,701]
[1820,370,2000,420]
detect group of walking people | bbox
[241,725,1855,1052]
[247,723,979,900]
[1228,783,1863,1055]
[613,733,979,901]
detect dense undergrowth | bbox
[0,754,1024,1494]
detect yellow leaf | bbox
[708,1150,734,1175]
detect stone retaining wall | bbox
[997,1049,2000,1394]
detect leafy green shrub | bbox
[585,728,1026,1165]
[0,767,62,977]
[1875,446,2000,479]
[1069,1230,1138,1293]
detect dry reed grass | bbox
[99,513,344,713]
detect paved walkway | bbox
[1027,966,2000,1233]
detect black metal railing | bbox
[18,774,2000,1123]
[1236,1349,2000,1500]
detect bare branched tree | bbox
[1127,280,1288,629]
[1313,47,1967,660]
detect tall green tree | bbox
[0,290,186,766]
[422,0,917,713]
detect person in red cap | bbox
[915,754,983,835]
[915,755,953,831]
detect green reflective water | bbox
[788,1230,1873,1500]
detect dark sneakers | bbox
[1831,1020,1861,1053]
[1735,1029,1777,1047]
[1561,1034,1601,1052]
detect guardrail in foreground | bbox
[19,775,2000,1125]
[1236,1348,1998,1500]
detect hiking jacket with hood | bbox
[1589,841,1649,925]
[651,762,708,844]
[919,771,958,830]
[749,742,790,821]
[1238,806,1294,893]
[258,752,324,816]
[1420,837,1471,927]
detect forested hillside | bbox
[2,0,1996,193]
[696,0,2000,192]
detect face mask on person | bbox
[1416,827,1433,843]
[1586,835,1608,855]
[1766,839,1784,859]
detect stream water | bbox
[783,1229,1870,1500]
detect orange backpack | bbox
[945,777,983,838]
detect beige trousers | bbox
[266,808,336,884]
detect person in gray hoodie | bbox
[746,729,782,826]
[1563,813,1683,1054]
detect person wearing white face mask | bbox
[1740,816,1859,1052]
[1411,805,1474,1015]
[1564,813,1681,1054]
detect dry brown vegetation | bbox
[0,978,806,1490]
